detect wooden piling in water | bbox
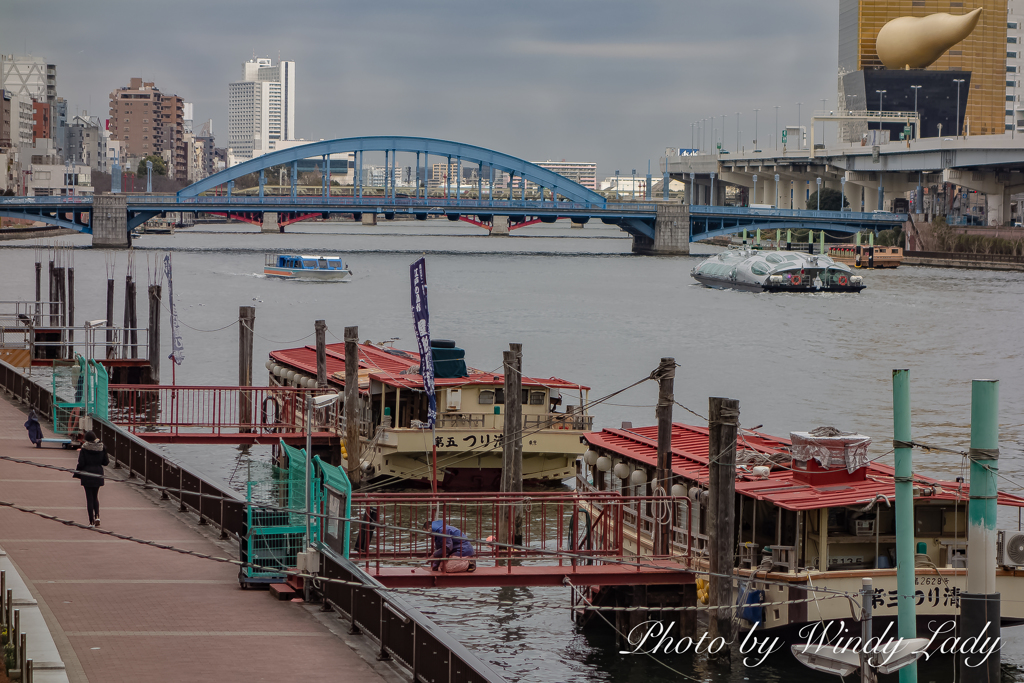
[238,306,255,431]
[654,357,675,556]
[344,325,361,488]
[315,320,327,387]
[105,278,115,359]
[148,285,161,384]
[707,396,739,651]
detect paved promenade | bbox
[0,394,396,683]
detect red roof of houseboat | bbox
[270,342,590,391]
[584,424,1024,511]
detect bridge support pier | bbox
[361,212,377,226]
[490,216,509,235]
[262,212,279,233]
[91,194,130,248]
[631,203,689,255]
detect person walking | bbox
[74,431,109,527]
[24,409,43,447]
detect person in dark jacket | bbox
[423,520,475,571]
[24,410,43,447]
[74,431,109,527]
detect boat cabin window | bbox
[318,258,329,268]
[494,388,505,404]
[478,390,495,405]
[783,254,800,262]
[529,390,546,405]
[750,262,770,276]
[303,260,316,268]
[765,253,785,264]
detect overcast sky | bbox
[3,1,840,176]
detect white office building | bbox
[228,57,295,162]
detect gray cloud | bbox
[2,1,840,176]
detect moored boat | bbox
[264,254,352,280]
[266,338,591,490]
[692,249,865,292]
[578,422,1024,639]
[828,244,903,269]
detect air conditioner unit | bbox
[998,529,1024,568]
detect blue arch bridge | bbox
[0,136,907,253]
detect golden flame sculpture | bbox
[876,8,982,69]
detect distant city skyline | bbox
[2,1,844,174]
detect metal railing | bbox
[0,301,64,329]
[108,385,337,438]
[690,204,907,222]
[348,490,692,573]
[433,411,593,431]
[904,250,1024,264]
[318,549,506,683]
[1,572,35,683]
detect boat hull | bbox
[693,273,866,293]
[264,267,352,281]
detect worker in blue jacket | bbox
[423,519,475,571]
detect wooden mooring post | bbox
[499,345,523,553]
[148,285,162,384]
[344,325,361,488]
[315,320,327,387]
[707,396,739,652]
[238,306,255,431]
[654,357,675,556]
[105,277,115,359]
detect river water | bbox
[1,220,1022,681]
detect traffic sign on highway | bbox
[781,130,788,143]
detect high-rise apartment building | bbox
[228,57,295,162]
[1,55,57,148]
[1008,0,1024,130]
[531,160,598,190]
[839,1,1008,138]
[108,78,186,179]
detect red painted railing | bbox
[108,385,338,438]
[349,491,692,573]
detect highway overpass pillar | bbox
[632,203,689,255]
[361,212,378,226]
[491,216,509,235]
[262,212,279,233]
[91,194,130,248]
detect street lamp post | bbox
[876,90,887,131]
[820,98,827,147]
[774,173,780,208]
[911,85,922,139]
[754,108,760,149]
[615,170,620,200]
[631,169,636,200]
[305,392,341,552]
[953,78,965,138]
[816,177,822,210]
[841,177,847,212]
[797,102,803,149]
[752,174,757,206]
[710,172,716,206]
[774,106,781,150]
[690,172,695,205]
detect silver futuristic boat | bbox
[691,249,865,293]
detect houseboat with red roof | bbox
[266,338,591,490]
[580,422,1024,636]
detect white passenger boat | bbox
[264,254,352,281]
[692,249,865,292]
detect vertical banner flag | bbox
[410,257,436,426]
[164,253,185,365]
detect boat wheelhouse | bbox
[267,339,591,490]
[580,422,1024,637]
[264,254,352,281]
[692,249,865,292]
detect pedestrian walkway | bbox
[0,395,395,683]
